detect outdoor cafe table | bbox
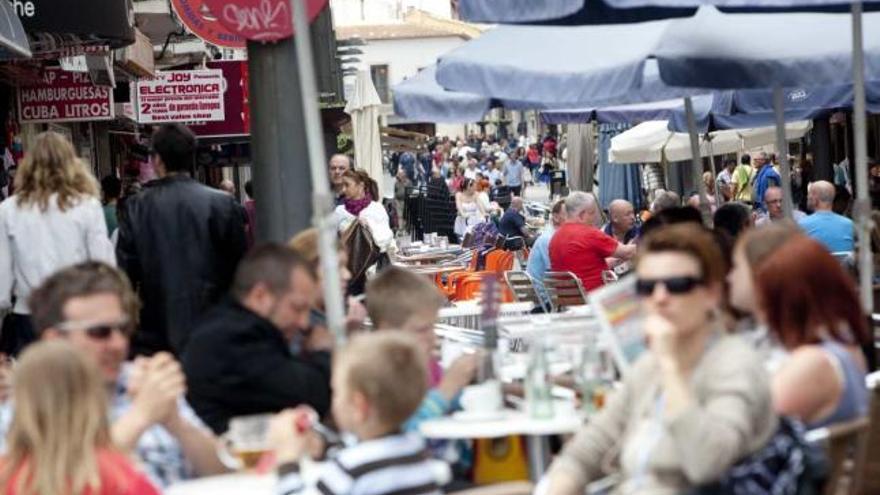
[419,409,584,482]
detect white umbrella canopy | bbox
[609,120,811,163]
[345,70,385,198]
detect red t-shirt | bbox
[2,450,160,495]
[548,222,619,291]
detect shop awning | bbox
[0,0,31,59]
[17,0,135,56]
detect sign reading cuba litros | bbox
[136,70,226,124]
[18,68,114,123]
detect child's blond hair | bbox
[366,267,445,329]
[334,332,428,428]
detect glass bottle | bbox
[526,339,554,419]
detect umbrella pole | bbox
[772,86,794,218]
[706,135,722,209]
[851,0,873,313]
[684,97,711,225]
[292,0,347,344]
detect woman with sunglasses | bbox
[544,223,777,495]
[0,132,115,356]
[0,341,159,495]
[752,236,869,428]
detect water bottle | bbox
[526,339,554,419]
[576,344,603,414]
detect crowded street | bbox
[1,0,880,494]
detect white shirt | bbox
[0,194,116,314]
[334,201,395,253]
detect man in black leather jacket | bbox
[182,244,332,434]
[117,124,247,356]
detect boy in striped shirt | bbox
[270,332,449,495]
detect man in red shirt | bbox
[549,192,637,292]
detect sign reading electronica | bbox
[136,69,225,124]
[18,68,114,123]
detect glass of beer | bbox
[226,414,274,469]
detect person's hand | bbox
[130,352,186,427]
[438,352,482,401]
[304,323,335,353]
[268,407,322,464]
[345,297,367,332]
[644,313,685,373]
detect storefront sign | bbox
[13,0,134,50]
[18,68,114,123]
[136,69,225,124]
[171,0,246,48]
[191,61,250,138]
[203,0,327,41]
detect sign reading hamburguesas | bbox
[136,70,226,124]
[18,68,114,123]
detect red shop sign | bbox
[203,0,328,42]
[191,61,251,138]
[18,68,114,123]
[171,0,246,48]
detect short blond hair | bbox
[366,267,445,329]
[334,332,428,428]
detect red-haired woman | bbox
[754,236,869,428]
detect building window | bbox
[370,64,390,103]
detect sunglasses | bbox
[635,276,704,296]
[56,319,134,340]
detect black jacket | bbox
[117,175,247,356]
[182,298,332,434]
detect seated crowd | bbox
[0,125,872,495]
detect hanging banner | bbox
[136,69,225,124]
[191,61,250,138]
[202,0,328,42]
[17,67,114,123]
[170,0,246,48]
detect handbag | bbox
[341,221,381,295]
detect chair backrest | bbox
[542,271,588,312]
[857,372,880,495]
[810,416,871,495]
[504,271,543,308]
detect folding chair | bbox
[504,271,548,312]
[542,271,589,312]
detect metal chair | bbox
[808,416,871,495]
[856,371,880,495]
[542,271,589,312]
[504,271,547,312]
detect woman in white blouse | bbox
[335,169,394,295]
[0,131,115,355]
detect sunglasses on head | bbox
[56,319,134,340]
[635,276,704,296]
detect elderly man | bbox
[756,186,806,227]
[650,190,681,214]
[499,197,534,249]
[604,199,639,244]
[528,199,566,309]
[9,262,229,488]
[799,181,854,252]
[549,192,637,291]
[329,154,352,205]
[752,151,781,212]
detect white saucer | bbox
[452,410,506,422]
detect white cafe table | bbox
[167,472,276,495]
[419,409,584,482]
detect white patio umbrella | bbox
[609,119,811,163]
[345,70,386,198]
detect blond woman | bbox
[0,341,158,495]
[0,131,115,355]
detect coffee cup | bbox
[459,380,503,414]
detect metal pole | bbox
[292,0,347,343]
[684,97,711,226]
[772,86,794,218]
[851,1,873,312]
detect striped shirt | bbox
[277,433,448,495]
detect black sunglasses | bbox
[56,319,134,340]
[635,276,703,296]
